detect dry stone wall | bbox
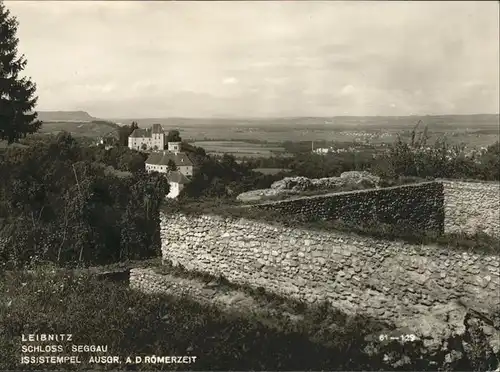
[441,180,500,238]
[159,212,500,330]
[250,182,445,234]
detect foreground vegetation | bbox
[0,132,167,268]
[0,268,498,371]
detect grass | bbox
[73,257,162,273]
[1,264,497,371]
[0,267,394,371]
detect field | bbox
[192,141,288,158]
[36,122,499,151]
[112,114,499,149]
[25,112,499,153]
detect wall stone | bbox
[250,181,445,234]
[441,180,500,238]
[158,212,500,330]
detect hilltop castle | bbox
[128,124,167,151]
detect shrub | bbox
[0,133,167,268]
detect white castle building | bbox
[128,124,166,151]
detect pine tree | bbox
[0,1,41,144]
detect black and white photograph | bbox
[0,0,499,370]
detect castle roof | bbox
[129,124,164,138]
[167,171,190,184]
[145,151,194,167]
[129,128,151,138]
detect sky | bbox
[5,1,500,118]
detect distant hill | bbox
[35,111,121,138]
[38,121,121,138]
[37,111,96,122]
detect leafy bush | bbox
[373,122,499,181]
[0,132,167,268]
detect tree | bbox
[167,130,181,142]
[118,121,139,147]
[167,159,177,171]
[478,141,499,181]
[0,2,42,143]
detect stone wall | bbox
[441,180,500,238]
[159,212,500,330]
[250,181,444,234]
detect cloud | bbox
[340,85,356,96]
[263,77,289,84]
[222,77,238,85]
[5,1,499,117]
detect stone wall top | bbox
[247,181,444,235]
[437,178,500,185]
[252,181,439,206]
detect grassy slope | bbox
[1,265,496,371]
[0,268,388,371]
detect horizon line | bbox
[99,113,500,121]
